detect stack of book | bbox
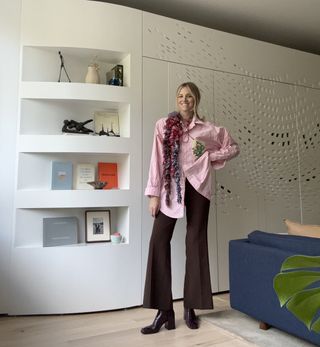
[51,161,118,190]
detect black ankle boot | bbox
[184,308,199,329]
[141,309,175,334]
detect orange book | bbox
[98,162,118,189]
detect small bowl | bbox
[111,234,122,244]
[87,181,107,189]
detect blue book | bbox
[51,161,73,190]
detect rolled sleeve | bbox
[145,119,165,197]
[209,127,240,169]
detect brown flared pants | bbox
[143,179,213,310]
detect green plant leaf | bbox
[281,255,320,271]
[274,271,320,306]
[274,254,320,333]
[286,288,320,330]
[311,317,320,333]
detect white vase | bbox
[85,65,100,84]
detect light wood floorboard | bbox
[0,293,256,347]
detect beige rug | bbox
[201,309,316,347]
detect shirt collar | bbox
[189,114,204,129]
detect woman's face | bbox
[177,87,195,114]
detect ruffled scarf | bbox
[163,112,183,206]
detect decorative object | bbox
[163,112,183,205]
[43,217,78,247]
[93,111,120,137]
[274,255,320,333]
[284,219,320,238]
[62,119,94,134]
[85,210,111,243]
[58,51,71,82]
[51,161,73,190]
[106,64,123,86]
[85,63,100,84]
[98,162,118,189]
[87,180,107,189]
[75,163,95,190]
[111,232,122,244]
[192,139,206,159]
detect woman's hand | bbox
[149,196,160,217]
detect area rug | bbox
[201,309,315,347]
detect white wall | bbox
[0,0,21,313]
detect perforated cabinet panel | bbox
[214,72,264,290]
[143,13,225,71]
[296,86,320,224]
[254,79,301,232]
[142,12,320,294]
[143,12,320,88]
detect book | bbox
[98,162,118,189]
[75,163,95,189]
[93,111,120,136]
[43,217,78,247]
[51,161,73,190]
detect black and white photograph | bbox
[85,210,111,242]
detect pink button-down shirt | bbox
[145,115,240,218]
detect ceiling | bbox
[95,0,320,56]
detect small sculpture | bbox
[62,119,94,134]
[58,51,71,83]
[98,124,120,137]
[87,181,108,189]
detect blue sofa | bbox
[229,230,320,346]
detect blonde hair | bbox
[176,82,203,120]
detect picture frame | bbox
[85,210,111,243]
[93,111,120,137]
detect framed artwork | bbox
[94,111,120,137]
[85,210,111,243]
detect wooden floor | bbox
[0,293,256,347]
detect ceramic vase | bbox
[85,64,100,84]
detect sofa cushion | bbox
[248,230,320,256]
[284,219,320,238]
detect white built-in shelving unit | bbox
[10,0,142,315]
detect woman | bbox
[141,82,240,334]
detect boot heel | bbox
[165,311,176,330]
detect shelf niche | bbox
[20,98,130,137]
[14,206,129,248]
[22,46,130,87]
[17,152,129,190]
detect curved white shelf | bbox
[15,189,131,208]
[18,135,131,153]
[15,242,129,249]
[20,81,131,103]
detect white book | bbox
[75,163,95,190]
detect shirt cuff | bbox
[145,186,160,197]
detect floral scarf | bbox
[163,112,183,206]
